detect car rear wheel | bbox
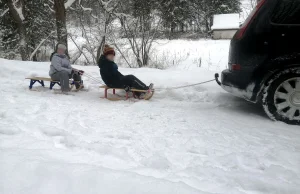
[262,68,300,125]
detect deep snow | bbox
[0,54,300,194]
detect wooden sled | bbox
[25,77,83,91]
[99,85,155,101]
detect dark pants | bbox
[121,75,148,90]
[51,70,81,92]
[108,75,148,90]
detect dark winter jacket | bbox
[98,55,123,87]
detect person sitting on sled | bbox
[98,44,153,97]
[49,43,84,93]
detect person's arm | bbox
[111,62,121,75]
[72,68,84,75]
[114,63,123,77]
[65,56,74,72]
[51,55,72,74]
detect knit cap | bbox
[103,44,115,56]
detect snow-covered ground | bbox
[1,39,300,194]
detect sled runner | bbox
[25,77,83,91]
[99,85,155,101]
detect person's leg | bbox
[121,75,148,90]
[70,70,82,89]
[51,71,70,92]
[107,76,126,89]
[71,70,81,82]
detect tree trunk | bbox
[5,0,29,60]
[136,58,143,68]
[171,22,176,33]
[205,16,210,35]
[96,36,106,62]
[31,43,38,61]
[54,0,68,52]
[18,24,28,60]
[180,23,184,32]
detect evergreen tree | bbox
[2,0,28,60]
[26,0,55,60]
[0,0,19,59]
[158,0,190,33]
[189,0,241,34]
[0,0,55,60]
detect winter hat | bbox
[103,44,115,56]
[57,44,67,51]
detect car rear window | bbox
[271,0,300,24]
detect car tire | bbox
[262,68,300,125]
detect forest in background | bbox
[0,0,242,67]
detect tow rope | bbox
[82,73,220,91]
[155,79,216,90]
[83,73,104,84]
[155,74,220,90]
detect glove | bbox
[124,86,131,92]
[78,70,84,75]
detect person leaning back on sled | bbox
[98,44,153,96]
[49,43,84,93]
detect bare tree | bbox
[95,0,121,62]
[115,13,162,67]
[69,0,122,64]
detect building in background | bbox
[211,14,240,40]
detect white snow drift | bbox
[0,56,300,194]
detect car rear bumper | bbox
[217,69,256,102]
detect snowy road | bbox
[0,58,300,194]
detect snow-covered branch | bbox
[29,31,55,60]
[65,0,77,9]
[80,5,92,12]
[0,8,9,17]
[100,0,114,9]
[44,3,55,13]
[12,0,25,21]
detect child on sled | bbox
[98,44,153,97]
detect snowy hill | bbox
[1,58,300,194]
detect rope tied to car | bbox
[82,72,220,91]
[154,79,216,90]
[154,73,221,90]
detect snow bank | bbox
[1,150,205,194]
[0,58,300,194]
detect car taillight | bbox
[236,0,267,39]
[232,64,241,71]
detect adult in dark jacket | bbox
[49,44,84,92]
[98,44,151,91]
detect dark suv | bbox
[216,0,300,125]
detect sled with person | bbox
[98,45,155,101]
[99,84,155,101]
[25,76,84,92]
[25,43,155,100]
